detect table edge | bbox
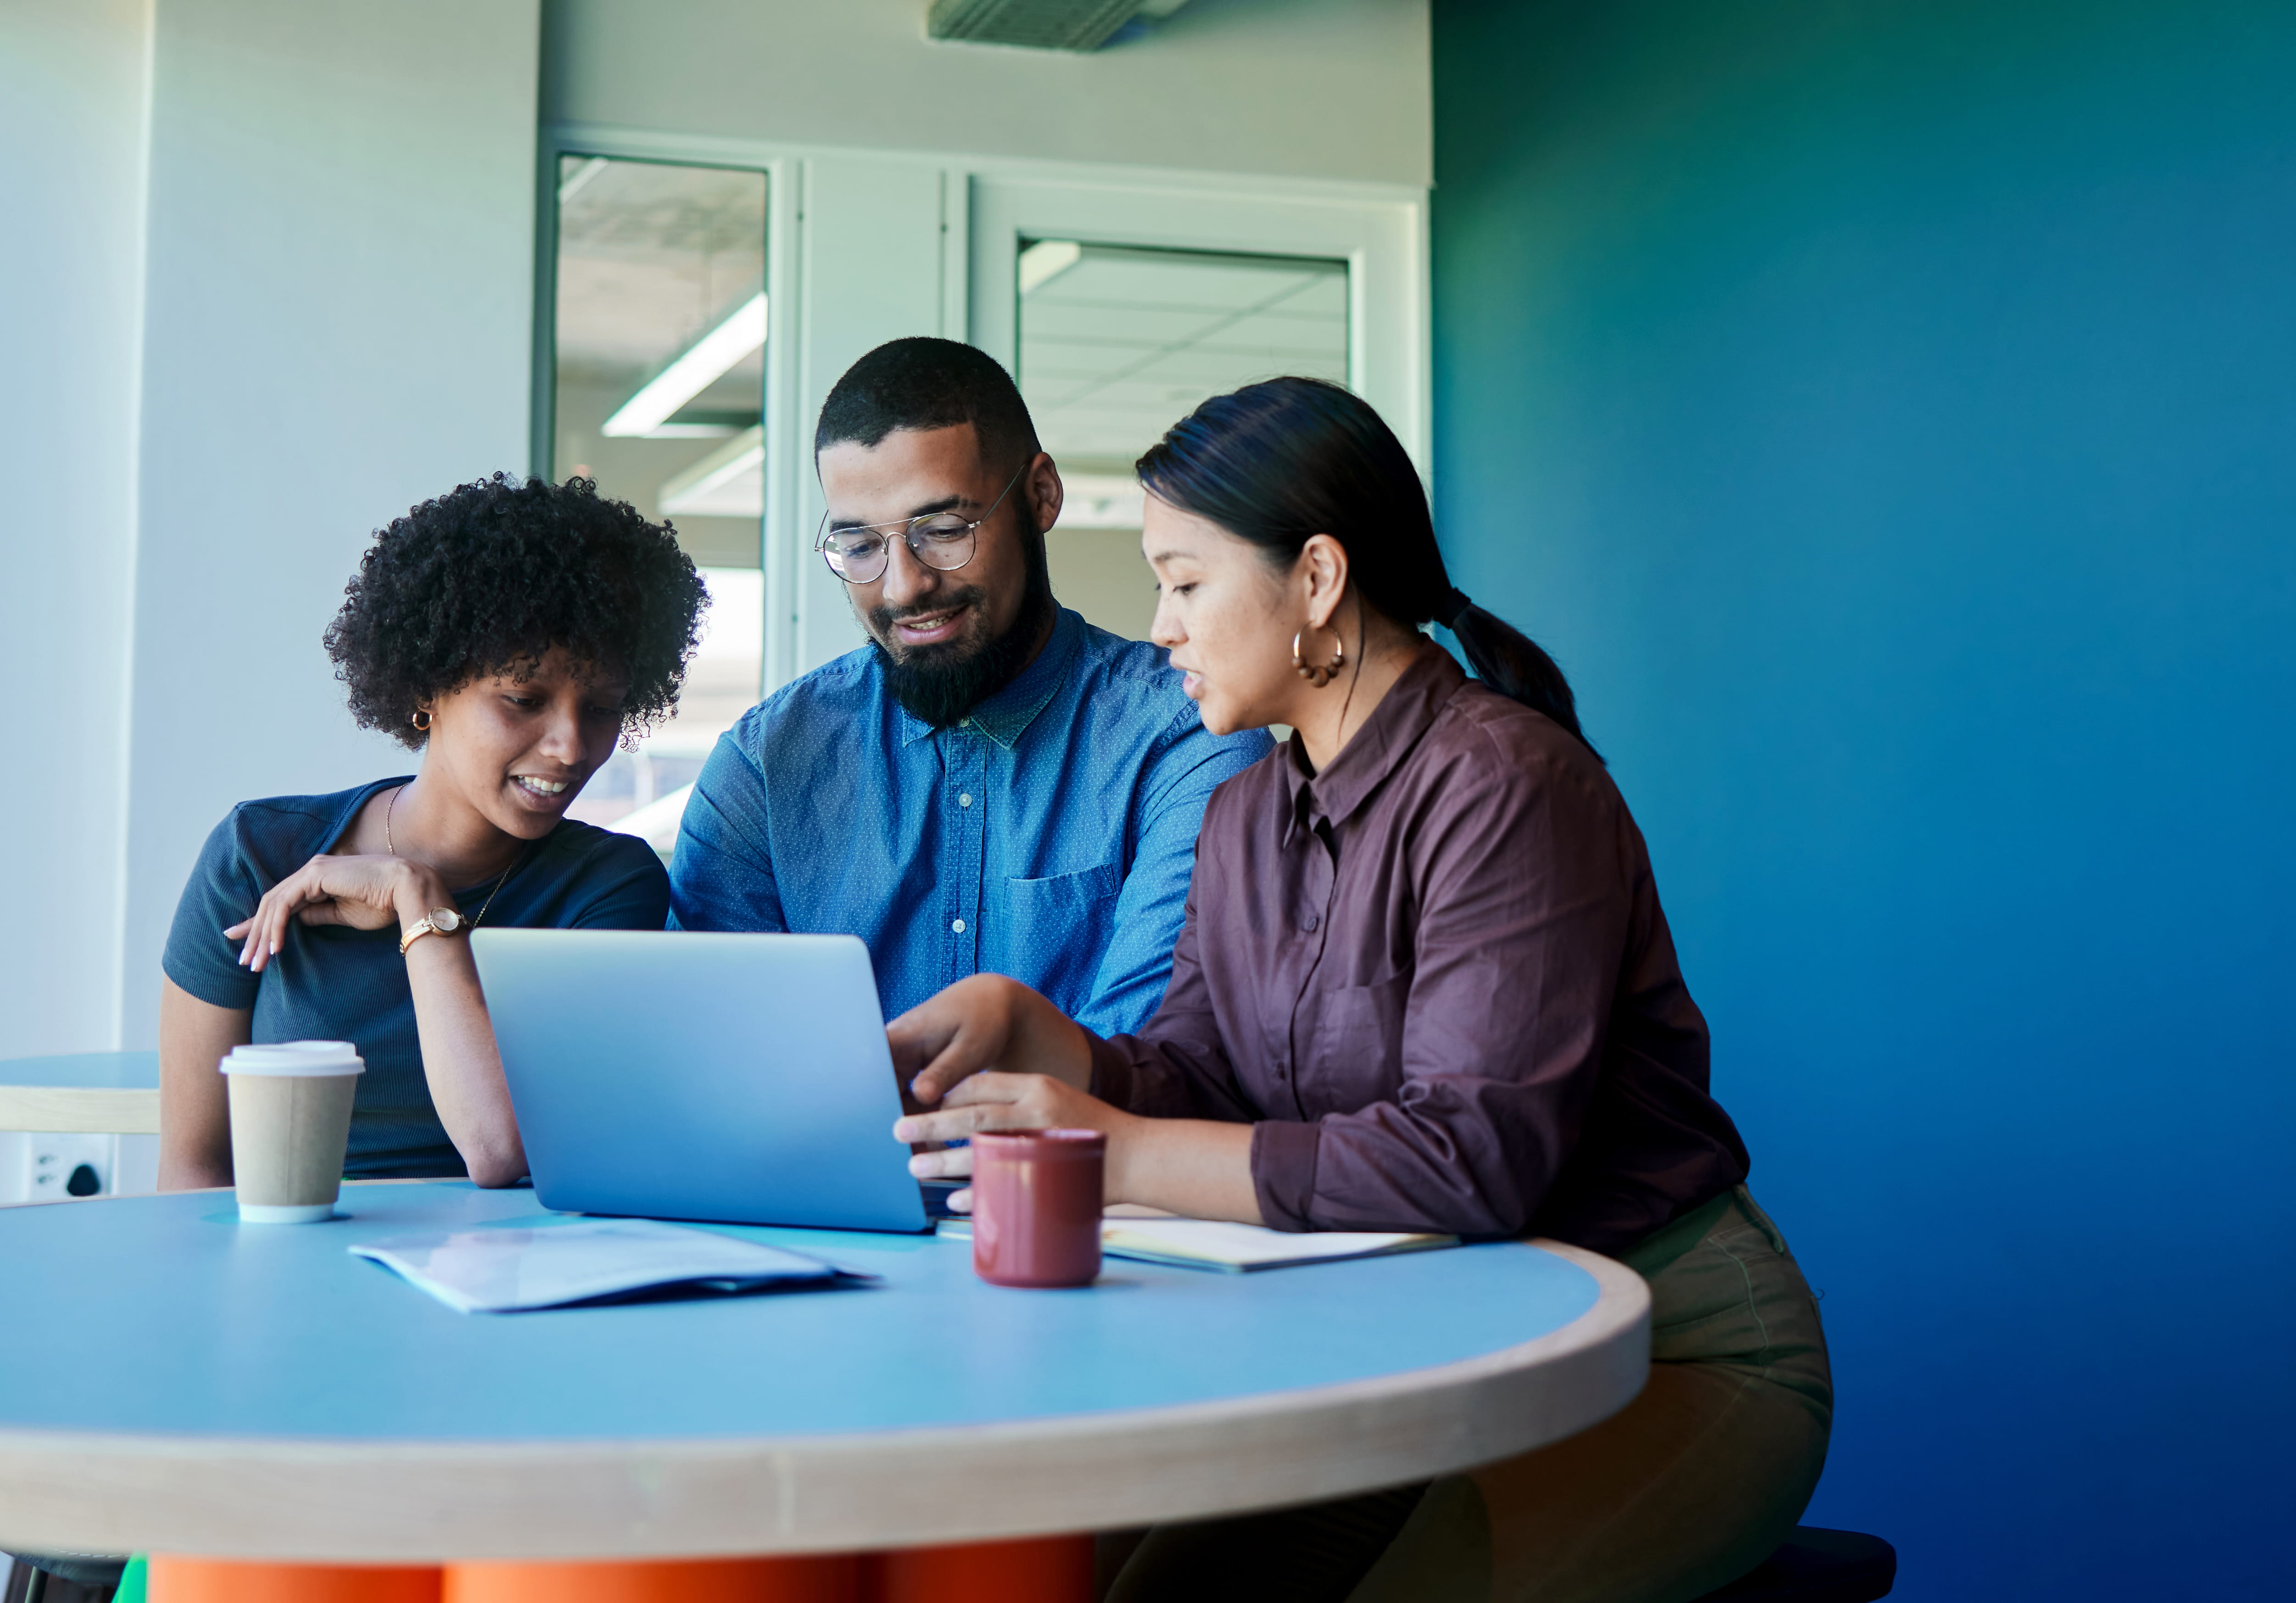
[0,1052,160,1087]
[0,1086,162,1135]
[0,1240,1649,1560]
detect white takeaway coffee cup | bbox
[222,1040,363,1223]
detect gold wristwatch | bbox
[399,906,466,955]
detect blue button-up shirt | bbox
[670,609,1271,1035]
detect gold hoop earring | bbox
[410,709,433,733]
[1292,626,1345,689]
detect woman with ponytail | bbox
[889,379,1831,1603]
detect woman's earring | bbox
[410,709,433,733]
[1292,626,1345,689]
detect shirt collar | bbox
[1282,639,1465,842]
[895,606,1084,750]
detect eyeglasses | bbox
[814,465,1028,585]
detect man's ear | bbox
[1025,452,1064,534]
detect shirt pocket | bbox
[1005,862,1123,1005]
[1302,971,1412,1111]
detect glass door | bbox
[971,168,1425,644]
[546,155,768,852]
[1016,242,1349,638]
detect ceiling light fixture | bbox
[557,156,610,204]
[602,292,768,437]
[927,0,1193,51]
[658,426,765,518]
[1019,240,1083,296]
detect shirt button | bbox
[958,793,972,808]
[951,918,966,934]
[1302,912,1320,933]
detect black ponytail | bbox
[1136,377,1598,759]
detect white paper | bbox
[1099,1218,1455,1272]
[936,1214,1458,1272]
[351,1219,844,1313]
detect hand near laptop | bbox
[890,976,1099,1187]
[889,975,1260,1223]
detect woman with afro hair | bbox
[158,474,707,1189]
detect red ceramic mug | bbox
[970,1128,1106,1289]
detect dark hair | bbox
[816,336,1040,470]
[1136,376,1596,756]
[324,473,707,749]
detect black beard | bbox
[870,554,1057,728]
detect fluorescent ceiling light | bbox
[1019,240,1083,296]
[558,156,609,204]
[659,426,764,518]
[602,293,768,437]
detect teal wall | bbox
[1431,3,2292,1597]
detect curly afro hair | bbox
[325,474,708,749]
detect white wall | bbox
[542,0,1432,188]
[115,0,543,1046]
[0,0,152,1058]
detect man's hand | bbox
[886,976,1263,1225]
[894,1070,1133,1184]
[887,974,1101,1208]
[887,973,1093,1106]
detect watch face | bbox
[430,907,464,933]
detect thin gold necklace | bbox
[385,784,524,929]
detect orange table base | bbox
[149,1560,443,1603]
[149,1537,1096,1603]
[865,1536,1097,1602]
[447,1557,860,1603]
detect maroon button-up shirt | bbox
[1089,644,1749,1251]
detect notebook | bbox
[935,1214,1457,1273]
[351,1219,866,1313]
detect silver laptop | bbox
[471,929,928,1233]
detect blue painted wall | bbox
[1431,3,2293,1597]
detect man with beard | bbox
[669,338,1269,1033]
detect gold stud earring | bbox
[1292,626,1345,689]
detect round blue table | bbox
[0,1181,1647,1566]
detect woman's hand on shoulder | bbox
[226,853,445,972]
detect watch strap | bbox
[400,907,462,955]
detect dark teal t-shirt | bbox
[163,777,670,1178]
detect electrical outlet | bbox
[13,1132,116,1204]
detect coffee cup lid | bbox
[221,1040,365,1076]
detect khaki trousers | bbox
[1104,1188,1833,1603]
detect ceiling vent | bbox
[927,0,1191,52]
